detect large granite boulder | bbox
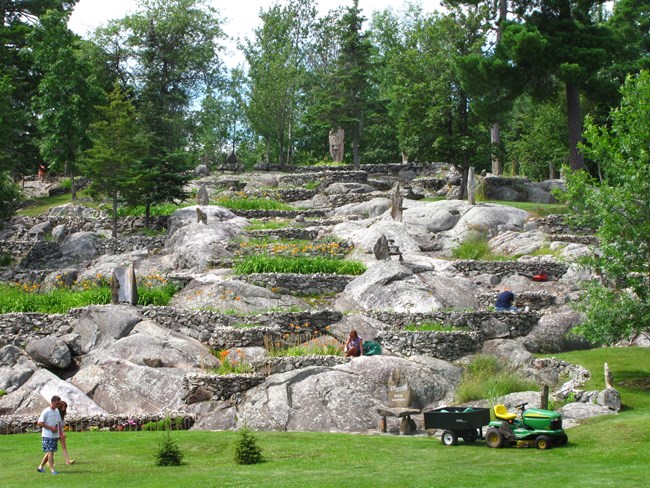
[25,337,72,369]
[335,260,478,313]
[84,320,219,369]
[558,402,616,429]
[70,362,187,414]
[165,205,248,271]
[324,182,376,195]
[170,276,307,312]
[332,198,391,218]
[0,368,106,416]
[481,339,535,369]
[61,231,101,261]
[518,311,592,353]
[236,355,460,432]
[488,230,546,257]
[72,304,142,354]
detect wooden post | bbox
[541,385,549,410]
[379,416,387,433]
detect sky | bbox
[69,1,442,41]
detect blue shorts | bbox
[42,437,58,452]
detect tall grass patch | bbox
[451,233,513,261]
[0,281,179,313]
[233,256,366,275]
[455,354,538,404]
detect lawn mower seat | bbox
[493,404,517,421]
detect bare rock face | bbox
[332,197,391,218]
[488,230,546,257]
[336,260,478,313]
[0,368,107,416]
[26,337,71,369]
[70,362,187,415]
[518,311,592,353]
[61,231,101,261]
[236,355,460,433]
[481,339,535,369]
[83,320,219,369]
[559,402,616,429]
[72,304,142,354]
[165,206,248,271]
[170,276,307,313]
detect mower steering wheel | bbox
[515,402,528,411]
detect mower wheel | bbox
[441,430,458,446]
[485,428,504,448]
[535,435,552,450]
[555,433,568,445]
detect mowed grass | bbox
[2,348,649,488]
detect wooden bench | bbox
[377,375,420,435]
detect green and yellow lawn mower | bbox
[485,403,568,450]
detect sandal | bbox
[37,467,45,473]
[66,460,75,465]
[51,470,60,475]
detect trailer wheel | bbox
[485,428,504,448]
[535,435,552,450]
[441,430,458,446]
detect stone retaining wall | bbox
[380,330,481,360]
[476,291,556,310]
[0,413,195,435]
[532,215,595,235]
[247,228,320,241]
[182,372,266,403]
[232,209,327,219]
[0,310,81,347]
[413,177,448,192]
[279,170,368,187]
[0,307,342,348]
[141,307,342,344]
[452,259,569,279]
[5,215,168,241]
[236,273,355,296]
[249,355,349,375]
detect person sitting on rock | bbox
[345,329,363,357]
[495,288,520,311]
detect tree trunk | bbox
[490,0,508,176]
[145,202,151,229]
[352,126,360,169]
[70,163,76,201]
[566,83,586,171]
[491,122,503,175]
[112,191,118,239]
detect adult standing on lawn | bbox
[36,395,62,475]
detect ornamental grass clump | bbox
[233,426,263,465]
[154,430,184,466]
[455,354,538,404]
[233,256,365,275]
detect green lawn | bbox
[2,349,648,488]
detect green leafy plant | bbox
[244,220,291,231]
[233,256,366,275]
[455,354,538,404]
[233,426,263,465]
[451,234,512,261]
[142,417,187,431]
[154,430,184,466]
[0,253,12,267]
[0,389,6,396]
[213,349,254,375]
[404,322,463,332]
